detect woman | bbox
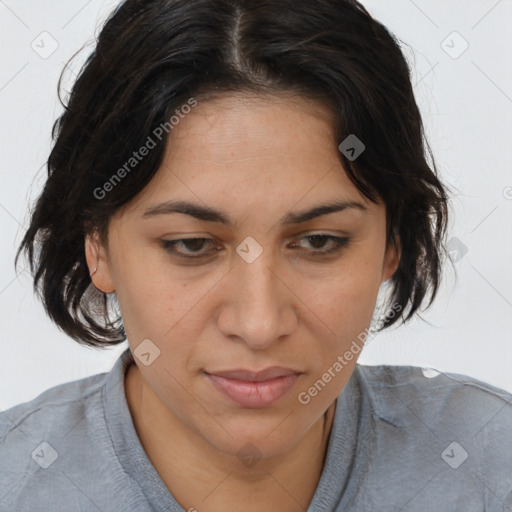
[1,0,511,510]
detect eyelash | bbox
[160,235,350,260]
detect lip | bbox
[207,366,301,382]
[205,368,302,408]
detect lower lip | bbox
[206,373,301,408]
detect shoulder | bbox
[0,350,152,512]
[352,363,512,508]
[0,371,109,506]
[354,363,512,428]
[0,370,108,443]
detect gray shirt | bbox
[1,348,511,511]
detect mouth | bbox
[204,367,302,408]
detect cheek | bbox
[107,244,184,342]
[108,242,212,350]
[299,269,382,380]
[115,279,194,345]
[310,259,381,332]
[297,270,380,401]
[112,260,219,377]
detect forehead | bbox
[166,93,338,163]
[115,93,378,221]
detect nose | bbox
[217,248,297,350]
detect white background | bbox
[1,0,511,411]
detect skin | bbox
[85,92,400,511]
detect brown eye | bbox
[305,235,331,249]
[293,235,350,255]
[161,238,216,258]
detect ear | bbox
[85,232,116,293]
[381,234,400,283]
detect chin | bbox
[202,415,307,460]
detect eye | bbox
[160,238,218,259]
[160,234,350,261]
[291,234,350,256]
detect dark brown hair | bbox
[15,0,451,348]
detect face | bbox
[86,93,399,460]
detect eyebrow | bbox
[142,199,367,226]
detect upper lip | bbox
[205,367,301,382]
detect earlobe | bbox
[85,233,116,293]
